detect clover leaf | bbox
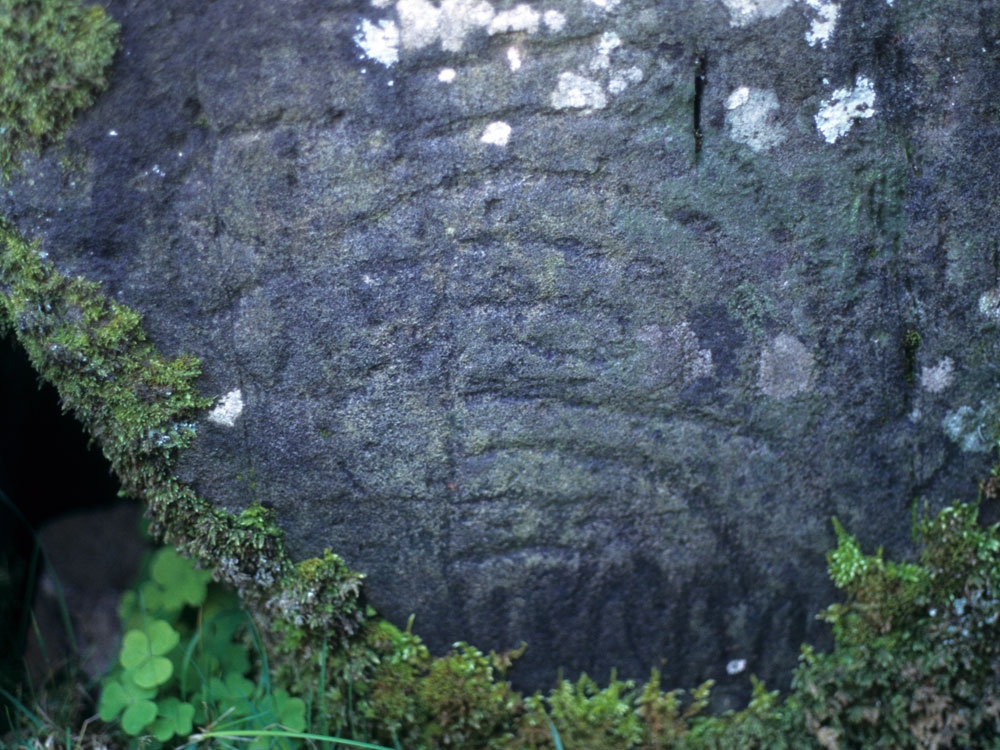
[150,547,212,610]
[120,619,179,688]
[271,688,306,732]
[132,548,213,616]
[196,607,251,677]
[207,671,256,707]
[150,697,195,741]
[98,679,157,735]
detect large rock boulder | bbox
[4,0,1000,699]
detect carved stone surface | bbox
[5,0,1000,702]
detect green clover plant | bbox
[98,546,306,746]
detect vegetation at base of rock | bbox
[76,496,1000,750]
[280,496,1000,750]
[0,0,118,180]
[97,547,309,746]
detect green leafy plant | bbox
[98,547,308,746]
[788,500,1000,749]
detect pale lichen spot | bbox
[717,0,794,27]
[542,9,566,31]
[608,66,643,94]
[725,87,787,152]
[396,0,496,52]
[814,76,876,143]
[208,389,244,427]
[597,30,621,55]
[921,357,954,393]
[588,30,621,71]
[978,286,1000,321]
[803,0,840,48]
[438,67,457,82]
[758,334,815,399]
[587,0,621,10]
[725,86,750,110]
[488,3,540,34]
[942,404,997,453]
[507,46,522,71]
[726,659,747,675]
[481,121,512,146]
[353,17,400,67]
[551,71,607,110]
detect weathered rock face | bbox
[5,0,1000,700]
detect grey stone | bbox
[5,0,1000,704]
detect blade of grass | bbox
[347,675,354,738]
[0,685,44,732]
[547,718,565,750]
[0,487,79,660]
[317,638,327,736]
[27,611,51,672]
[245,612,271,696]
[186,729,395,749]
[179,628,203,699]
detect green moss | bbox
[0,0,118,180]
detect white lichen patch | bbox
[481,120,512,146]
[725,86,750,110]
[597,30,621,55]
[395,0,495,52]
[488,3,540,34]
[921,357,955,393]
[758,334,815,398]
[589,30,621,71]
[353,18,400,66]
[803,0,840,48]
[551,71,607,110]
[507,46,522,71]
[543,9,566,31]
[978,286,1000,321]
[208,389,244,427]
[724,86,787,152]
[942,404,997,453]
[726,659,747,675]
[438,67,457,82]
[814,76,876,143]
[587,0,621,10]
[718,0,794,27]
[608,66,643,94]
